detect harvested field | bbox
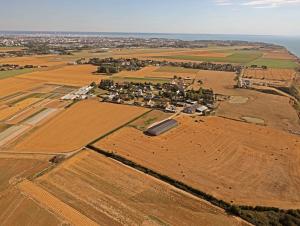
[24,108,58,126]
[0,123,9,133]
[12,100,148,153]
[18,65,103,86]
[241,116,265,125]
[114,66,196,80]
[18,180,99,226]
[0,188,62,226]
[0,47,25,52]
[229,96,249,104]
[35,150,246,226]
[6,106,44,125]
[44,99,71,109]
[0,55,70,66]
[155,66,200,73]
[216,89,300,132]
[194,70,237,95]
[130,110,173,131]
[30,84,61,93]
[95,116,300,209]
[51,85,77,94]
[0,155,50,192]
[244,68,296,81]
[0,97,41,121]
[0,78,43,97]
[262,50,297,60]
[0,125,30,147]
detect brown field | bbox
[194,70,237,95]
[35,150,246,226]
[18,65,103,86]
[0,123,9,133]
[18,180,99,226]
[0,97,41,121]
[262,50,297,60]
[95,116,300,209]
[44,99,71,109]
[114,66,196,80]
[244,68,296,81]
[0,154,50,192]
[0,78,43,97]
[6,106,44,125]
[216,89,300,132]
[30,84,62,93]
[11,100,148,153]
[0,188,62,226]
[0,47,26,52]
[0,55,71,66]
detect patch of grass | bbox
[129,110,172,131]
[155,66,200,73]
[0,69,34,80]
[157,50,263,64]
[247,58,299,69]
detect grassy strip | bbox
[0,69,34,80]
[8,93,45,105]
[87,145,300,226]
[247,58,298,69]
[0,92,25,101]
[88,109,153,145]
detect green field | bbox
[247,58,298,69]
[0,69,34,80]
[155,66,200,73]
[157,50,263,64]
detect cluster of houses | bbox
[99,79,215,115]
[61,85,94,100]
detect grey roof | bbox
[146,119,178,136]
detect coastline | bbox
[0,31,299,58]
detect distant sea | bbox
[1,31,299,58]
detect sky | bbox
[0,0,299,36]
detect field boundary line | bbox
[88,109,153,145]
[18,180,99,226]
[86,145,233,210]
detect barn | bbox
[146,119,178,136]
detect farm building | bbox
[146,119,178,136]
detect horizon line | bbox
[0,30,299,38]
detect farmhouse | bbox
[146,119,178,136]
[183,105,198,114]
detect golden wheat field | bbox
[11,100,148,153]
[95,116,300,209]
[34,150,247,226]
